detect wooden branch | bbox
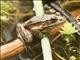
[0,39,25,60]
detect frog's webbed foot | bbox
[16,23,33,43]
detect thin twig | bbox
[1,37,6,44]
[1,10,33,16]
[28,46,35,53]
[32,53,42,60]
[32,43,40,49]
[54,51,66,60]
[47,21,65,28]
[51,34,61,44]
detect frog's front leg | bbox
[16,23,33,43]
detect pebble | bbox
[56,16,62,19]
[55,12,61,16]
[48,9,56,13]
[45,10,49,14]
[44,4,51,9]
[44,4,67,22]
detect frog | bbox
[16,14,65,43]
